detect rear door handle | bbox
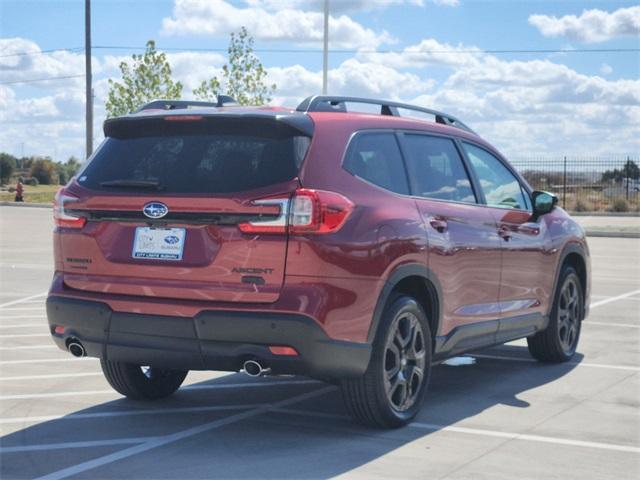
[429,217,448,233]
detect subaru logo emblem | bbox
[143,202,168,219]
[164,235,180,245]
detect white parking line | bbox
[591,289,640,309]
[0,307,46,312]
[0,323,46,329]
[0,404,264,425]
[0,372,102,382]
[410,422,640,454]
[0,344,56,351]
[0,315,47,320]
[0,357,95,365]
[0,333,51,339]
[271,408,640,454]
[0,437,161,454]
[0,293,47,309]
[35,386,334,480]
[585,321,640,328]
[469,353,640,372]
[0,379,320,400]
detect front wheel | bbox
[101,360,188,400]
[341,295,432,428]
[527,266,583,362]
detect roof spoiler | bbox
[296,95,474,134]
[136,96,238,112]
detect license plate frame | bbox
[132,227,186,261]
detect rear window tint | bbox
[343,132,409,195]
[79,118,310,194]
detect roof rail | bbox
[296,95,475,134]
[136,95,238,112]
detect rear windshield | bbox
[78,118,311,194]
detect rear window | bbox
[343,132,409,195]
[79,118,311,194]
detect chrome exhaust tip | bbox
[242,359,270,377]
[67,339,86,358]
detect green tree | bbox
[601,159,640,183]
[194,27,275,105]
[106,40,183,117]
[0,153,17,184]
[29,158,58,185]
[56,156,82,185]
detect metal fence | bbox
[510,156,639,212]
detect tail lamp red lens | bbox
[53,188,86,229]
[238,188,353,235]
[268,345,299,356]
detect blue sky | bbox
[1,0,639,160]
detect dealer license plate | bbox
[132,227,186,261]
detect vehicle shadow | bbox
[1,345,583,479]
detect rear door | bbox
[59,115,311,303]
[399,132,502,344]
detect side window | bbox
[343,132,409,195]
[462,143,529,210]
[402,134,476,203]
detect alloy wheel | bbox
[383,311,426,412]
[558,277,580,353]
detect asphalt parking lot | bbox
[0,205,638,480]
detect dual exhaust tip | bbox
[242,359,271,377]
[66,341,269,375]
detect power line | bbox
[0,74,84,86]
[0,47,83,58]
[94,45,640,55]
[1,45,639,58]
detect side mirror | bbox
[532,191,558,217]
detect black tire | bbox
[341,295,432,428]
[527,266,583,362]
[100,360,188,400]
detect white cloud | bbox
[600,63,613,75]
[529,6,640,43]
[268,58,433,106]
[0,37,87,91]
[2,35,639,162]
[161,0,395,48]
[245,0,432,12]
[359,38,482,69]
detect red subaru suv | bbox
[47,96,590,428]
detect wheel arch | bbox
[551,242,589,317]
[367,264,442,345]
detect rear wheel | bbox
[527,266,583,362]
[341,295,432,428]
[101,360,188,400]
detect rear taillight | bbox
[238,188,353,235]
[53,188,86,229]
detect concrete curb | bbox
[0,201,51,208]
[571,212,640,217]
[585,231,640,239]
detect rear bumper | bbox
[46,295,371,379]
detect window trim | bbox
[458,139,533,213]
[396,130,480,206]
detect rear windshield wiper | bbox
[99,179,163,190]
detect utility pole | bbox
[322,0,329,94]
[85,0,93,159]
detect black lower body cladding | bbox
[46,295,371,379]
